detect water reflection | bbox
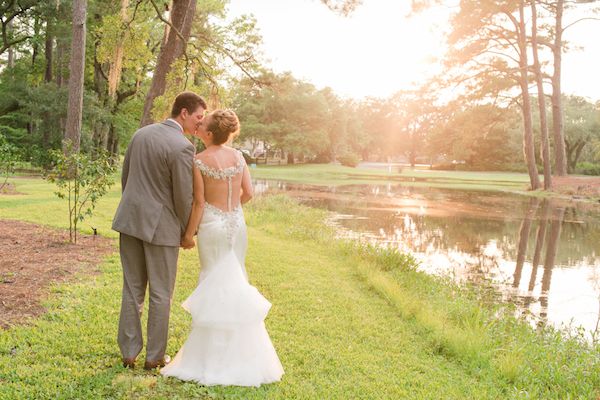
[254,179,600,338]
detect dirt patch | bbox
[551,176,600,199]
[0,220,115,329]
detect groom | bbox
[112,92,207,370]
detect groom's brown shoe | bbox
[122,357,136,369]
[143,359,166,370]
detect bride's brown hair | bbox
[208,109,240,145]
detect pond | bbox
[254,179,600,338]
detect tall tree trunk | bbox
[551,0,568,176]
[108,0,129,99]
[55,1,68,88]
[32,16,41,67]
[208,84,220,110]
[64,0,87,155]
[530,0,552,189]
[565,138,587,173]
[44,18,54,82]
[518,0,541,190]
[573,141,586,172]
[162,0,172,47]
[107,123,118,156]
[56,38,65,87]
[93,45,106,96]
[109,125,119,157]
[7,18,15,68]
[140,0,197,126]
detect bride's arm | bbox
[240,164,253,204]
[181,163,205,249]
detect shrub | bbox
[430,163,456,171]
[337,152,360,167]
[0,136,19,190]
[576,162,600,176]
[45,142,117,243]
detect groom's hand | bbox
[181,236,195,249]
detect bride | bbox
[160,109,284,386]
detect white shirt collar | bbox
[167,118,183,133]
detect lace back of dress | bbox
[194,150,244,212]
[226,175,233,212]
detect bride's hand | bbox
[181,235,195,249]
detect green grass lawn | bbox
[1,178,599,399]
[250,163,538,192]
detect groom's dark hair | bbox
[171,92,207,118]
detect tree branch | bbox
[148,0,188,52]
[563,16,600,31]
[0,34,31,56]
[116,87,138,104]
[0,0,34,56]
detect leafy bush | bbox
[576,162,600,176]
[45,142,117,243]
[0,135,19,190]
[431,163,457,171]
[337,152,360,167]
[312,151,331,164]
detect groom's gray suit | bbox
[112,119,194,362]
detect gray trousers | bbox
[117,233,179,362]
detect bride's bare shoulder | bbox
[195,149,212,160]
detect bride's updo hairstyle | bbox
[208,109,240,145]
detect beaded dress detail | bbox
[161,150,284,387]
[193,151,245,211]
[192,151,245,244]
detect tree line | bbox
[0,0,263,164]
[0,0,599,187]
[409,0,600,186]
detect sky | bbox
[227,0,600,101]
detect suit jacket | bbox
[112,119,195,246]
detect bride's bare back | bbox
[180,109,253,250]
[194,147,252,212]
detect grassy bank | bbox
[251,163,532,191]
[252,164,600,202]
[1,178,599,399]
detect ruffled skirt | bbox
[161,205,284,386]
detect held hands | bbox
[180,235,195,250]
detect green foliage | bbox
[563,96,600,172]
[147,1,265,121]
[95,13,154,71]
[576,162,600,176]
[339,241,418,272]
[0,0,598,186]
[0,135,19,190]
[44,142,117,243]
[429,103,523,170]
[233,73,368,162]
[0,0,266,166]
[337,152,360,167]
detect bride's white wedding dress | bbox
[161,152,284,386]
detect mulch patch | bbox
[0,220,116,329]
